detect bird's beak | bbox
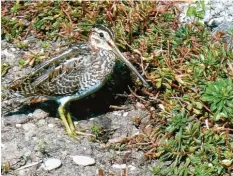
[108,41,150,87]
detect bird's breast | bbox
[77,50,116,92]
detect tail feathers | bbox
[1,97,32,115]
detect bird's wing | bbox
[8,45,92,97]
[30,45,87,76]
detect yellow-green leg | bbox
[67,111,94,136]
[67,111,76,132]
[58,105,76,137]
[58,105,93,137]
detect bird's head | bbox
[89,24,149,87]
[89,24,115,51]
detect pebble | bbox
[48,124,54,128]
[123,112,128,117]
[41,158,62,171]
[16,124,22,128]
[11,48,16,52]
[112,164,127,169]
[128,165,136,171]
[113,111,121,116]
[72,155,95,166]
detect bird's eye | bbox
[99,33,104,38]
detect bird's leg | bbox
[66,112,76,133]
[66,111,94,137]
[58,105,76,136]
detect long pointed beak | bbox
[109,41,150,87]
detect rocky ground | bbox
[1,1,233,176]
[2,107,152,176]
[179,0,233,48]
[1,38,156,176]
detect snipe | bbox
[4,25,149,137]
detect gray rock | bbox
[212,16,225,26]
[213,22,233,32]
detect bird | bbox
[2,25,149,137]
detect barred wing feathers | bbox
[8,45,92,97]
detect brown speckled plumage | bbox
[9,45,116,99]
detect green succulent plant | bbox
[201,78,233,121]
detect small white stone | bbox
[41,158,62,171]
[11,48,16,52]
[112,164,127,169]
[128,165,136,171]
[72,155,95,166]
[113,111,121,116]
[16,124,22,128]
[123,112,128,117]
[48,124,54,128]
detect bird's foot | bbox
[66,129,79,140]
[58,105,94,139]
[66,129,94,139]
[75,131,94,137]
